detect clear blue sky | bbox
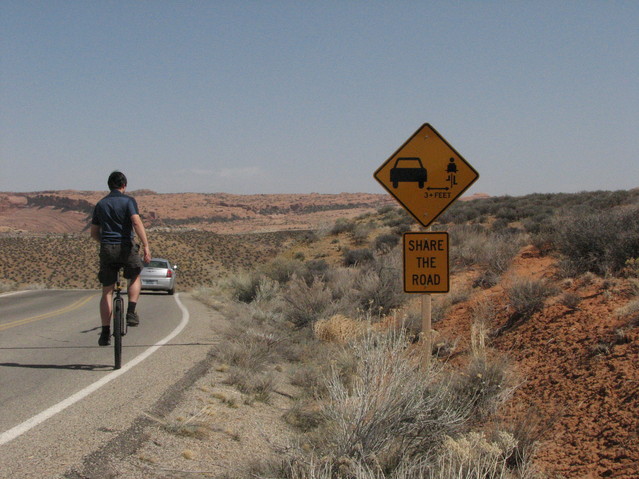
[1,1,638,196]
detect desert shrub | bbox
[215,333,269,371]
[391,220,414,236]
[620,258,639,278]
[484,234,525,276]
[352,223,373,245]
[495,206,520,222]
[253,277,281,303]
[450,225,523,278]
[377,204,396,215]
[559,292,581,310]
[226,271,262,303]
[616,298,639,327]
[452,355,516,422]
[426,431,519,479]
[373,232,400,253]
[379,207,414,234]
[215,296,297,367]
[298,230,319,244]
[551,206,639,276]
[381,207,412,226]
[505,277,558,322]
[354,253,406,314]
[449,224,488,269]
[399,308,423,339]
[431,297,451,323]
[313,314,370,343]
[323,267,358,304]
[290,362,328,398]
[473,270,501,289]
[439,200,486,224]
[342,248,374,266]
[317,329,471,469]
[522,211,553,235]
[160,405,216,440]
[282,275,336,327]
[470,299,497,356]
[330,218,357,235]
[224,369,277,403]
[302,259,330,285]
[283,401,324,432]
[260,257,305,284]
[505,408,556,474]
[529,222,555,256]
[490,217,511,232]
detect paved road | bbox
[0,289,219,478]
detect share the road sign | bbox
[403,232,449,293]
[374,124,479,227]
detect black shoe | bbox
[126,311,140,327]
[99,329,111,346]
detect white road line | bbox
[0,293,190,446]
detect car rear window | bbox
[148,260,168,268]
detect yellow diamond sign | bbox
[374,124,479,227]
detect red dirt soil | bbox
[435,246,638,478]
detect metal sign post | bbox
[422,293,432,368]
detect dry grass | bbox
[616,297,639,327]
[313,314,370,344]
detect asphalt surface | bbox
[0,289,219,478]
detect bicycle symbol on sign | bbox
[446,158,458,190]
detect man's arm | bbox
[131,214,151,263]
[90,224,101,243]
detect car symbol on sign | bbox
[390,157,427,189]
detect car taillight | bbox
[166,270,173,278]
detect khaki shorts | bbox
[98,243,143,286]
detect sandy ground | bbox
[60,294,299,479]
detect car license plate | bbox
[144,280,158,285]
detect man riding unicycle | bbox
[90,171,152,346]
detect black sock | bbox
[127,302,137,315]
[102,325,110,334]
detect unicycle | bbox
[113,268,127,369]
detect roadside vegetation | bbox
[186,188,639,478]
[2,188,638,477]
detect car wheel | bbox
[168,288,175,295]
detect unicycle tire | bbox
[113,298,123,369]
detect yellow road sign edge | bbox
[374,123,479,227]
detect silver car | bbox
[140,258,177,295]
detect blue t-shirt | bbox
[91,190,140,245]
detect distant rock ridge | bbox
[460,192,491,201]
[25,194,94,215]
[0,190,395,234]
